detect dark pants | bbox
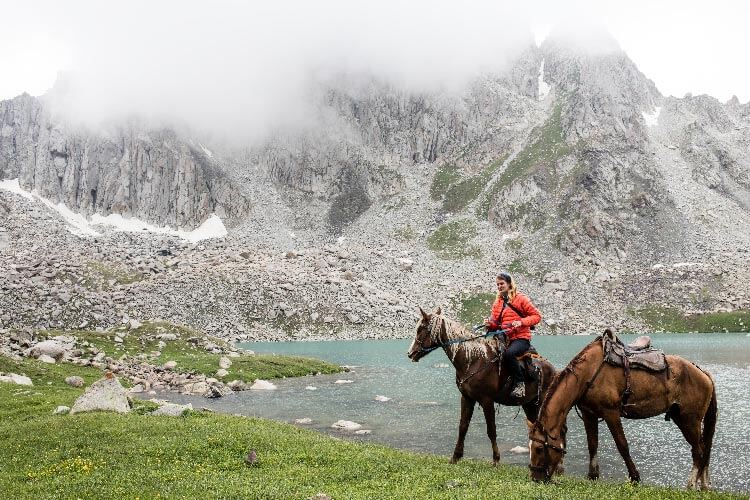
[503,339,530,385]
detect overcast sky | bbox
[2,0,748,139]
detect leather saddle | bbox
[603,331,667,372]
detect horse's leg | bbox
[603,413,640,482]
[480,400,500,465]
[451,394,475,464]
[582,410,600,480]
[671,412,704,490]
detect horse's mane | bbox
[536,335,603,423]
[436,314,496,360]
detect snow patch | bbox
[0,178,227,242]
[642,106,661,127]
[199,144,213,158]
[538,59,550,101]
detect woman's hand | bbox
[483,317,492,327]
[511,320,522,328]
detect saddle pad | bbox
[603,335,667,372]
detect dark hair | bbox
[497,272,512,284]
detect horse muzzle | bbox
[407,349,423,362]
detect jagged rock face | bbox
[486,42,674,262]
[0,94,249,229]
[257,50,543,232]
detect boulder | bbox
[0,373,33,386]
[151,402,193,417]
[204,383,232,398]
[53,405,70,415]
[25,340,70,360]
[65,376,85,388]
[163,361,178,370]
[38,354,56,364]
[216,369,229,378]
[227,379,247,391]
[331,420,362,431]
[70,374,131,414]
[219,356,232,369]
[250,379,277,390]
[509,445,530,454]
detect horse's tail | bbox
[701,374,717,473]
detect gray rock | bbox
[65,376,85,387]
[70,375,131,414]
[53,405,71,415]
[0,373,33,386]
[151,402,192,416]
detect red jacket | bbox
[486,293,541,341]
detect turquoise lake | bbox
[166,333,750,492]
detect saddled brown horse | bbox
[407,307,559,466]
[529,329,717,490]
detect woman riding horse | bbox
[485,272,541,400]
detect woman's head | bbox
[496,272,517,301]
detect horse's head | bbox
[407,306,442,362]
[528,421,566,482]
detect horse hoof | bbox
[492,460,499,467]
[449,457,460,465]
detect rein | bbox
[414,319,507,357]
[528,424,567,477]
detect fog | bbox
[3,0,749,143]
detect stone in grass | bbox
[151,402,193,417]
[53,405,70,415]
[70,373,131,414]
[0,373,33,386]
[163,360,177,370]
[65,376,85,388]
[250,380,277,390]
[216,368,229,378]
[309,494,331,500]
[219,356,232,369]
[38,354,56,364]
[331,420,362,431]
[509,445,529,454]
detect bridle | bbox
[412,316,506,358]
[528,423,566,479]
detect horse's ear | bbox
[604,328,615,339]
[433,306,442,316]
[419,307,430,322]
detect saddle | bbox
[603,332,667,372]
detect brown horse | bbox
[528,330,717,490]
[407,307,559,466]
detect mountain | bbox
[1,37,749,339]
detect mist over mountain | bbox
[1,28,749,339]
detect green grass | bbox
[430,164,462,200]
[426,219,482,260]
[633,307,750,333]
[478,103,571,219]
[0,356,741,499]
[451,292,497,327]
[41,322,342,383]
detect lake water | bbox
[167,333,750,493]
